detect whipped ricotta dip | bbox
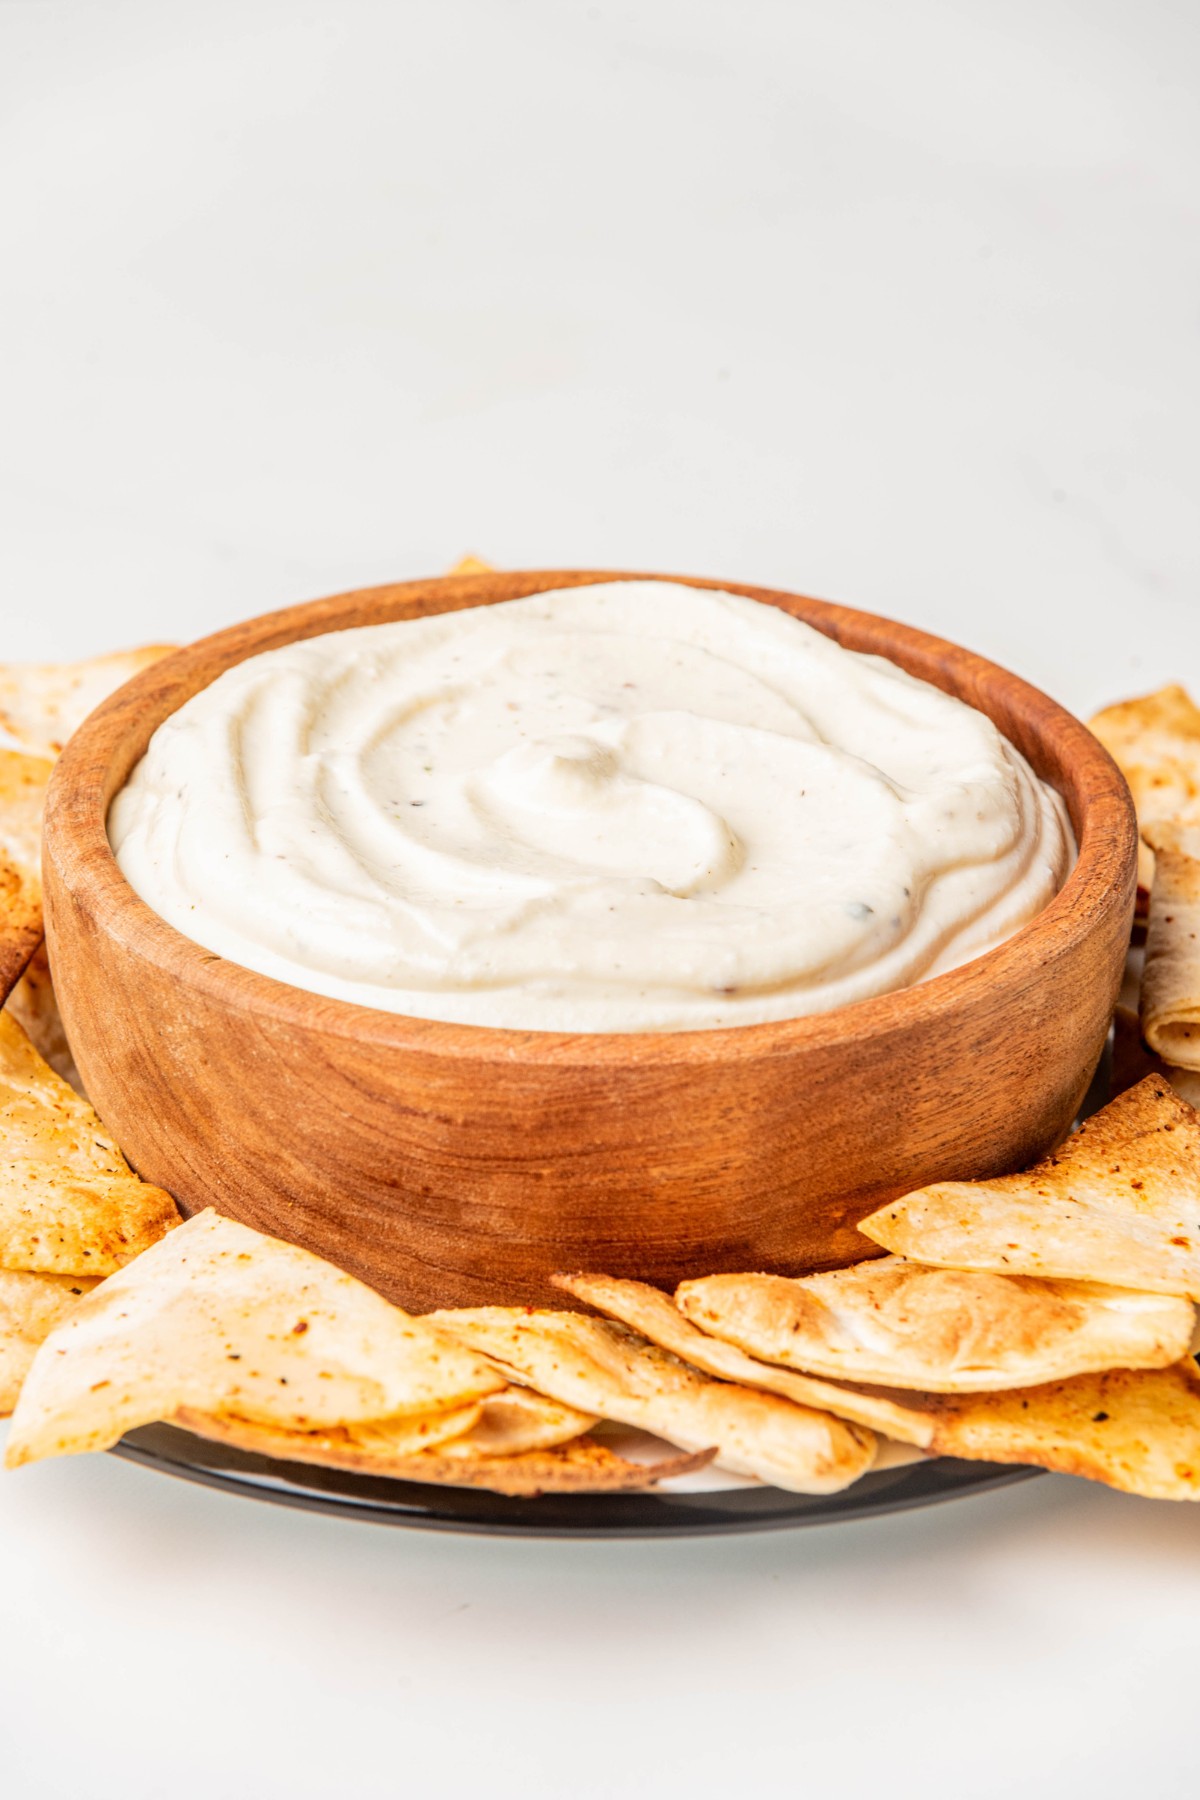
[109,583,1074,1032]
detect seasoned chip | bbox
[172,1407,705,1494]
[0,1011,179,1276]
[0,1268,98,1415]
[172,1401,486,1470]
[0,646,174,759]
[6,942,83,1092]
[0,750,53,1005]
[429,1306,875,1494]
[443,1386,595,1456]
[1140,821,1200,1071]
[552,1271,933,1446]
[858,1077,1200,1299]
[918,1361,1200,1500]
[675,1257,1194,1392]
[5,1210,505,1467]
[1089,683,1200,909]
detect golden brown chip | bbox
[858,1076,1200,1300]
[675,1257,1194,1393]
[918,1361,1200,1500]
[429,1306,875,1494]
[1089,683,1200,910]
[0,1267,98,1415]
[1140,821,1200,1071]
[552,1271,933,1447]
[0,750,53,1005]
[446,555,494,575]
[443,1386,596,1456]
[6,941,82,1092]
[0,1010,179,1276]
[172,1406,707,1494]
[172,1401,486,1471]
[0,646,174,759]
[4,1209,505,1467]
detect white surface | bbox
[2,3,1199,1796]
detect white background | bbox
[2,3,1199,1795]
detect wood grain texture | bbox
[40,571,1138,1309]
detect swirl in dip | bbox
[109,583,1074,1032]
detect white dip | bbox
[109,583,1074,1032]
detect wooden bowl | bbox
[42,571,1137,1309]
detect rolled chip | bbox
[172,1407,707,1494]
[0,646,174,758]
[1140,822,1200,1072]
[552,1271,933,1447]
[675,1258,1194,1393]
[5,1210,505,1467]
[0,1268,98,1415]
[858,1077,1200,1299]
[0,750,53,1005]
[429,1307,876,1494]
[0,1011,179,1276]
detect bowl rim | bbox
[43,568,1138,1069]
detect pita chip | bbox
[1089,683,1200,910]
[0,646,174,759]
[675,1257,1194,1393]
[171,1405,703,1494]
[6,942,83,1092]
[5,1210,505,1467]
[171,1400,486,1471]
[703,1358,1200,1499]
[0,1010,179,1276]
[174,1385,598,1478]
[0,1267,98,1415]
[442,1385,596,1456]
[430,1306,875,1494]
[859,1077,1200,1299]
[552,1271,933,1446]
[917,1361,1200,1500]
[0,750,53,1005]
[1140,821,1200,1071]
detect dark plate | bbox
[112,1423,1040,1537]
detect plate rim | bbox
[111,1423,1042,1539]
